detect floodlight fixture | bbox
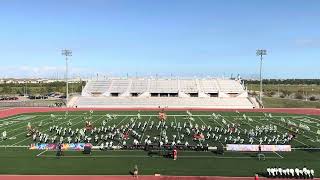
[256,49,267,104]
[61,49,72,105]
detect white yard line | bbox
[282,116,320,133]
[230,115,306,146]
[292,147,320,150]
[4,116,57,141]
[96,115,129,146]
[269,117,316,143]
[115,116,129,128]
[231,115,304,118]
[300,116,320,131]
[0,145,29,148]
[38,154,282,159]
[48,114,109,147]
[208,156,281,159]
[90,114,110,127]
[11,115,83,146]
[302,116,320,124]
[290,118,319,136]
[197,116,208,126]
[250,116,311,147]
[222,116,259,143]
[273,151,284,159]
[199,116,225,147]
[238,115,318,147]
[303,116,320,122]
[22,114,288,118]
[36,149,48,157]
[1,116,44,133]
[21,114,309,118]
[0,115,23,122]
[205,116,222,127]
[173,115,180,139]
[15,114,124,147]
[39,155,161,158]
[140,116,152,141]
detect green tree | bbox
[295,93,304,99]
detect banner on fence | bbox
[226,144,291,152]
[30,143,92,150]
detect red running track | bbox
[0,107,320,119]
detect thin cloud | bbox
[0,66,92,79]
[294,38,320,47]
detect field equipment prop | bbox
[56,143,63,157]
[173,149,178,160]
[216,144,224,155]
[83,144,92,155]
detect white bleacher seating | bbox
[108,79,130,93]
[149,79,179,93]
[73,77,254,108]
[179,79,198,93]
[199,79,219,93]
[81,80,111,96]
[130,79,148,93]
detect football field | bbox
[0,111,319,176]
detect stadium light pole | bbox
[256,49,267,103]
[61,49,72,106]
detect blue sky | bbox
[0,0,320,79]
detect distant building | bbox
[0,78,83,84]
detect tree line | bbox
[0,81,86,95]
[246,79,320,101]
[244,79,320,85]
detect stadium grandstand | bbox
[69,78,258,108]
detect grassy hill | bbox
[263,97,320,108]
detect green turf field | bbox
[0,111,319,176]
